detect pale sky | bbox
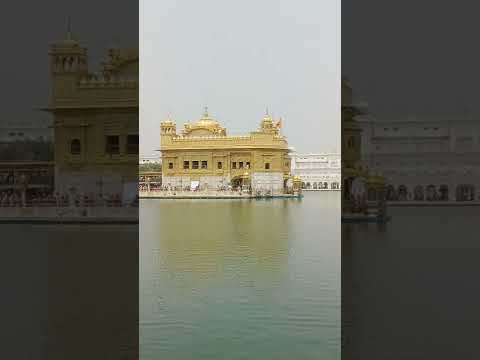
[140,0,340,157]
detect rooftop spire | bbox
[203,106,209,117]
[66,16,72,40]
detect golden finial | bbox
[203,106,209,117]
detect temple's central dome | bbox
[196,108,219,128]
[182,108,227,136]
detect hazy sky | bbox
[342,0,480,121]
[0,1,137,126]
[140,0,340,157]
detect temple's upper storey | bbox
[160,109,287,151]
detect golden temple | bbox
[160,109,298,193]
[44,27,138,196]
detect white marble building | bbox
[290,151,341,190]
[359,118,480,201]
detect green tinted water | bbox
[140,192,340,359]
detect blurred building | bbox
[0,121,53,143]
[43,28,138,196]
[359,119,480,201]
[342,78,387,218]
[290,152,340,190]
[160,109,292,192]
[139,156,161,165]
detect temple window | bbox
[105,135,120,154]
[184,161,189,169]
[201,161,208,169]
[168,162,173,169]
[232,162,237,169]
[126,134,139,154]
[217,162,222,169]
[70,139,81,155]
[246,162,250,168]
[192,161,199,169]
[239,161,244,169]
[265,163,270,170]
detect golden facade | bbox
[160,109,292,193]
[44,29,138,195]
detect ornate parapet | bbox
[78,75,138,89]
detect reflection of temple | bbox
[43,27,138,196]
[360,119,480,201]
[160,109,296,194]
[342,78,387,219]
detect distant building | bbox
[140,156,161,165]
[0,121,52,143]
[43,28,138,195]
[359,118,480,201]
[290,152,340,190]
[160,109,292,193]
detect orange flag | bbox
[277,118,282,128]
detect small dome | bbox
[60,37,79,47]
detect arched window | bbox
[70,139,81,155]
[265,163,270,170]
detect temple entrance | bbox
[231,176,243,189]
[231,174,251,191]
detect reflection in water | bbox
[1,224,138,360]
[343,207,480,359]
[155,200,291,279]
[140,192,340,360]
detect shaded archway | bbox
[398,185,408,201]
[313,182,318,189]
[413,185,424,201]
[306,182,311,189]
[426,185,437,201]
[386,185,396,201]
[439,184,449,201]
[456,184,475,201]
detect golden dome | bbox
[196,107,219,128]
[162,114,174,125]
[182,107,226,136]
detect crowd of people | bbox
[0,189,138,208]
[138,182,297,196]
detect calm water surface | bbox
[140,192,340,359]
[1,223,138,359]
[343,207,480,359]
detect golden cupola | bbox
[183,107,227,136]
